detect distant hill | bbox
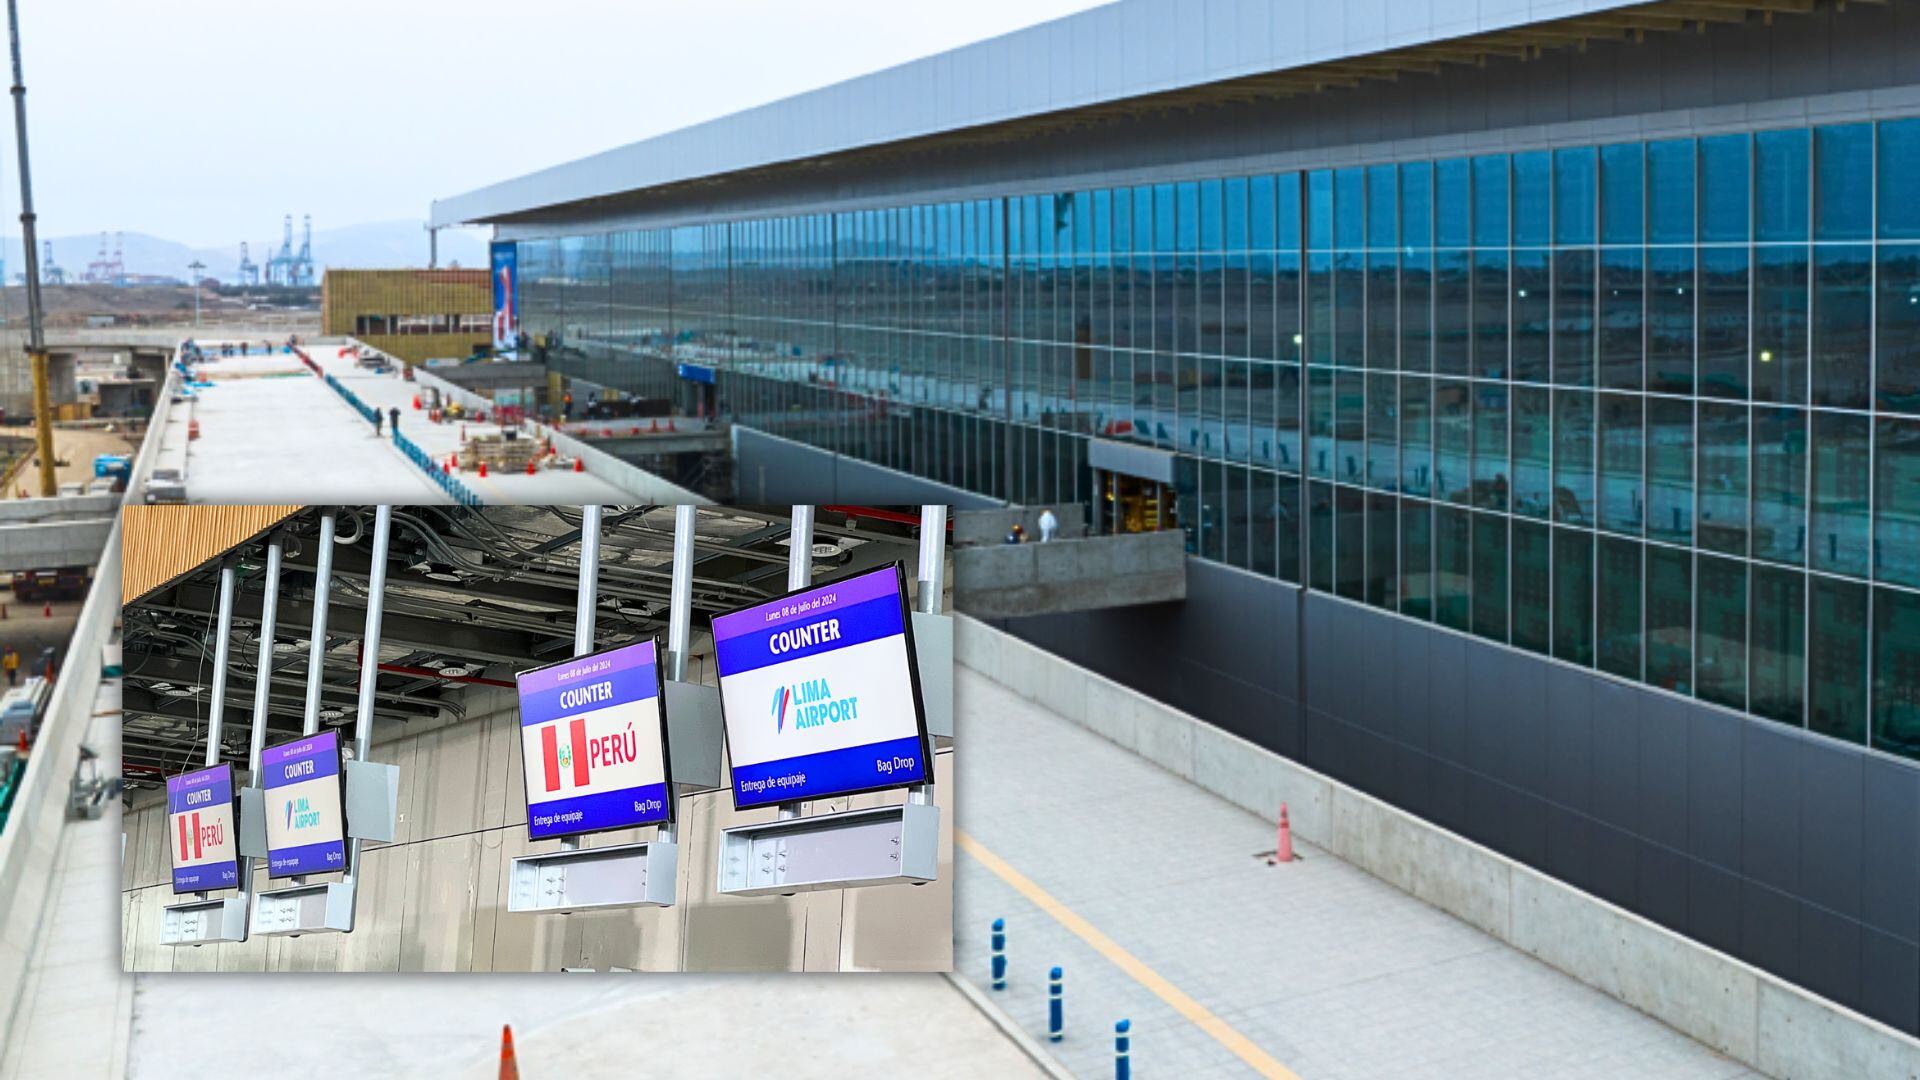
[0,222,489,283]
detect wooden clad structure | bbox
[120,505,303,603]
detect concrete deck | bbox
[162,346,669,504]
[0,679,130,1080]
[951,666,1760,1079]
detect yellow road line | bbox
[956,829,1303,1080]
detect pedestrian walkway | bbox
[169,346,674,503]
[951,667,1760,1080]
[315,351,643,503]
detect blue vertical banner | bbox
[490,240,518,352]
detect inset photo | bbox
[119,503,953,973]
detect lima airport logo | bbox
[771,685,791,733]
[285,796,321,832]
[771,678,860,733]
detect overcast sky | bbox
[10,0,1110,247]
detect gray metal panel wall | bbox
[994,571,1920,1036]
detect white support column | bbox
[660,503,696,846]
[203,563,236,768]
[562,505,603,852]
[343,505,392,923]
[787,504,813,591]
[779,505,813,820]
[916,505,946,616]
[667,505,695,681]
[910,505,945,805]
[575,505,601,657]
[301,512,335,737]
[246,534,282,778]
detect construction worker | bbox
[372,408,383,436]
[389,406,401,436]
[1038,507,1059,543]
[563,391,574,421]
[4,645,19,687]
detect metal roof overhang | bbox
[431,0,1853,229]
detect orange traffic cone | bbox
[667,417,677,433]
[648,418,659,434]
[42,601,51,618]
[1270,803,1295,865]
[442,459,451,475]
[498,1025,519,1080]
[15,729,26,757]
[526,459,536,476]
[450,452,459,470]
[412,395,422,410]
[478,461,488,478]
[573,457,584,473]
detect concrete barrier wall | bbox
[953,505,1087,546]
[954,615,1920,1080]
[0,524,118,1041]
[951,530,1187,619]
[126,357,180,501]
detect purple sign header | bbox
[518,639,655,696]
[710,567,902,645]
[262,730,342,789]
[166,764,234,815]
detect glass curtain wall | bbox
[517,116,1920,762]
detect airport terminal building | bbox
[437,0,1920,1032]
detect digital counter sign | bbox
[516,638,673,840]
[712,563,931,809]
[261,730,348,878]
[166,764,240,894]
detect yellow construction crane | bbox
[8,0,54,497]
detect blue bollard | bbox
[1048,966,1064,1042]
[990,918,1007,990]
[1114,1018,1131,1080]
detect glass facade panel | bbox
[515,117,1920,763]
[1809,576,1867,744]
[1597,536,1642,680]
[1554,527,1594,666]
[1513,520,1551,654]
[1879,244,1920,414]
[1816,124,1872,242]
[1601,142,1644,246]
[1875,587,1920,757]
[1750,565,1805,724]
[1697,555,1748,710]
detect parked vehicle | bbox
[10,567,90,603]
[145,467,186,504]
